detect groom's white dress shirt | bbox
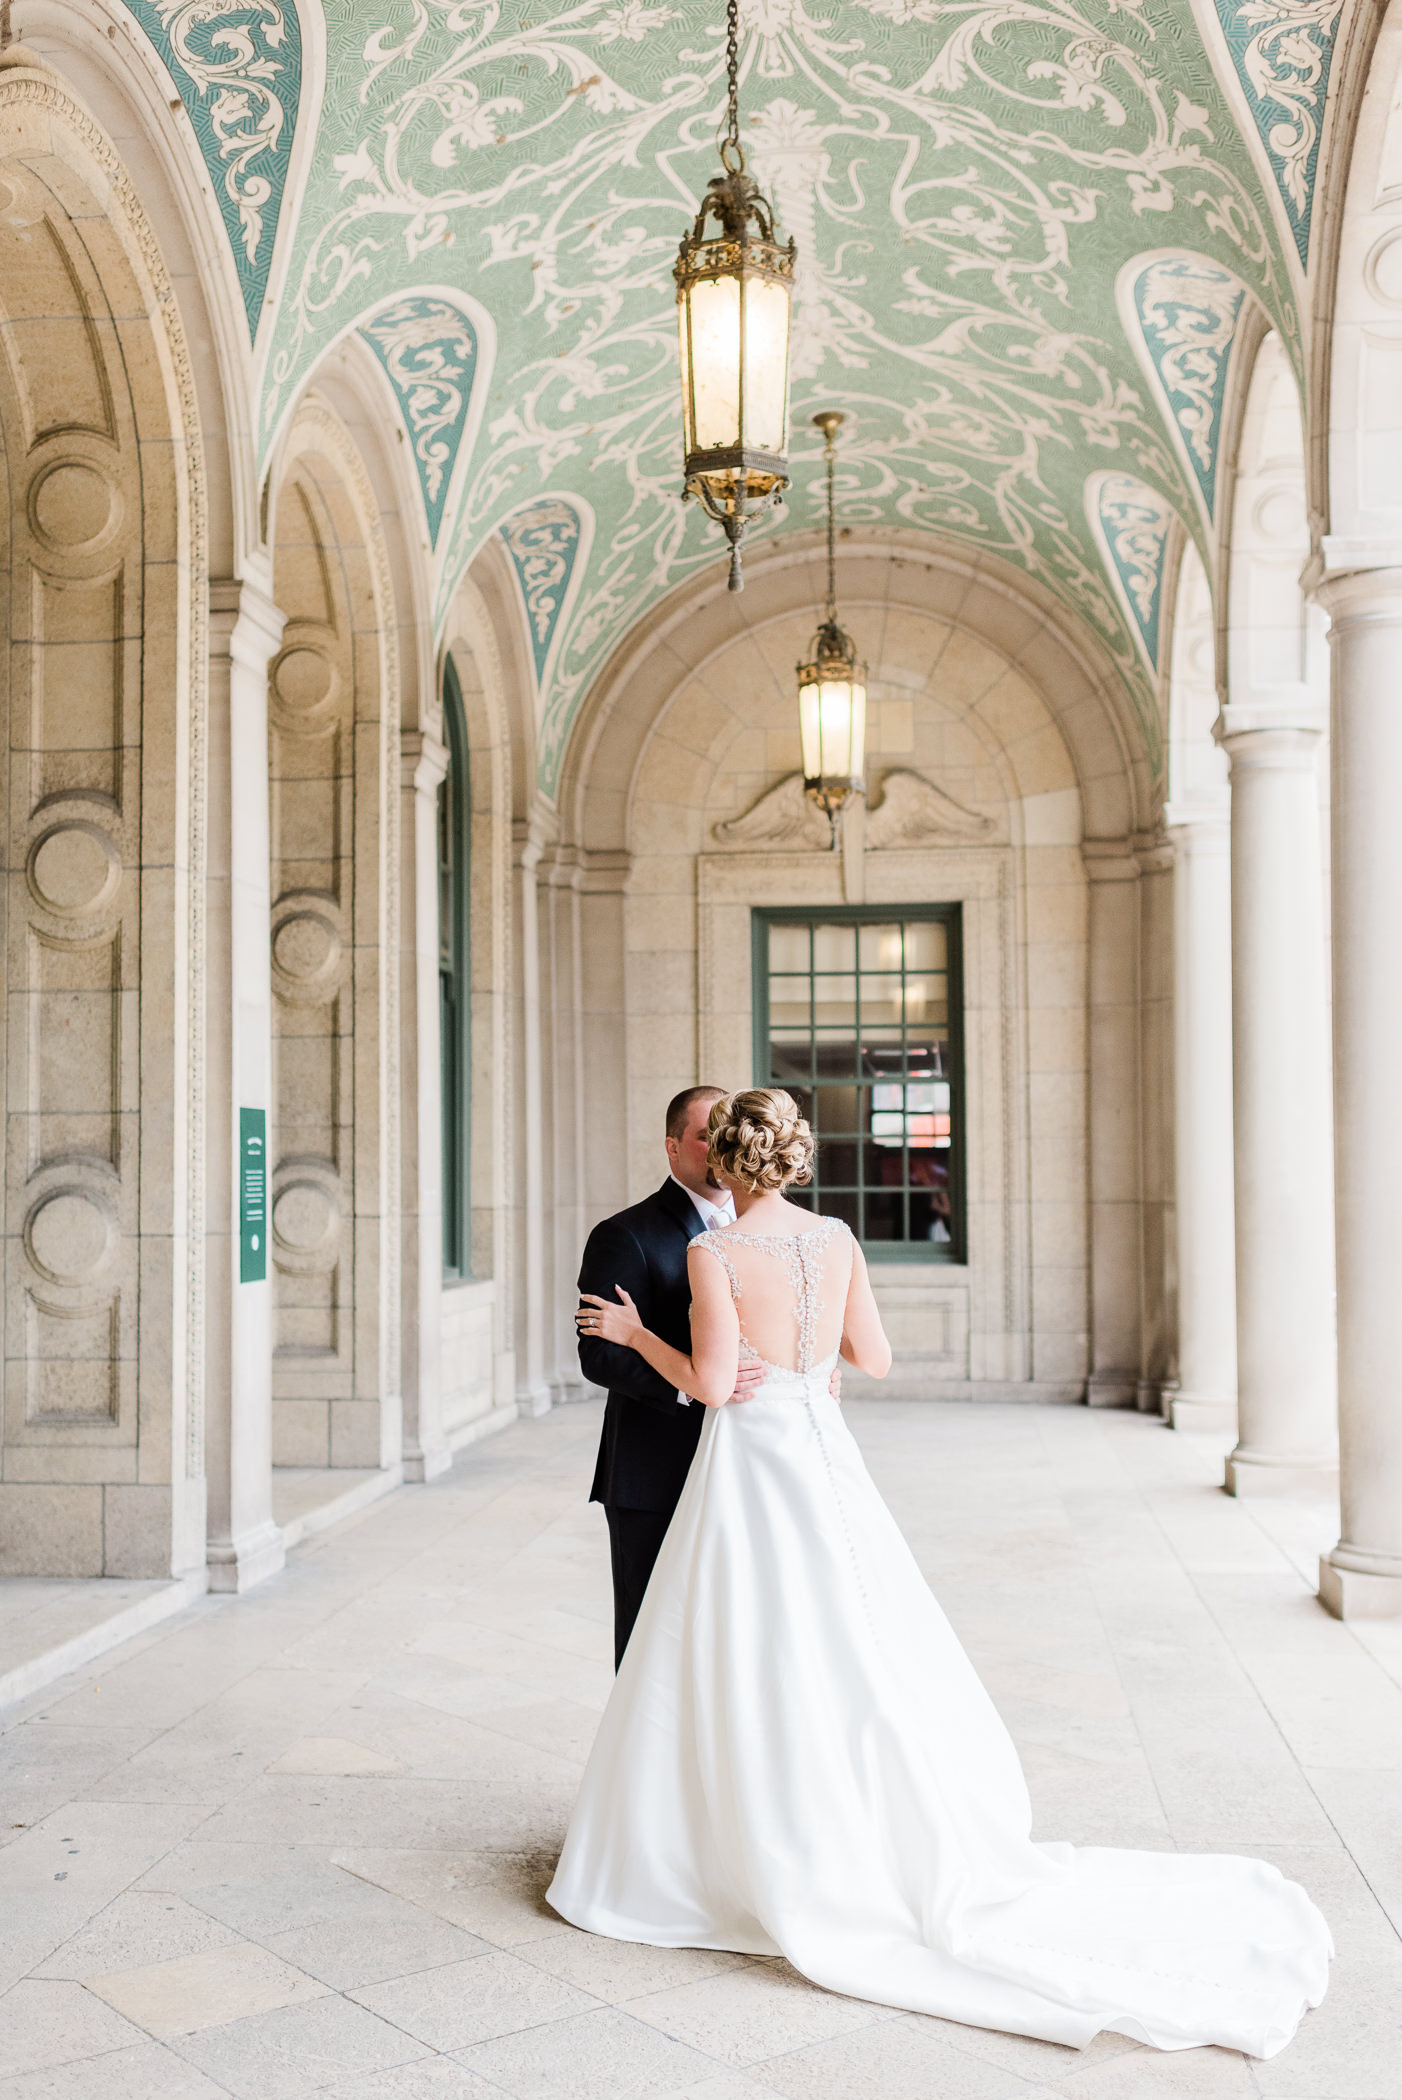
[672,1175,735,1234]
[669,1176,735,1402]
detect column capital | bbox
[401,728,449,795]
[1214,701,1326,762]
[1319,536,1402,578]
[209,575,285,674]
[578,848,632,895]
[513,792,559,871]
[1080,836,1139,883]
[1163,803,1230,848]
[1314,563,1402,629]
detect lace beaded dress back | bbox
[694,1214,851,1379]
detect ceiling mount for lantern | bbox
[798,410,867,845]
[674,0,796,593]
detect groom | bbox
[577,1085,761,1668]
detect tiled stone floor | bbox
[2,1399,1400,2100]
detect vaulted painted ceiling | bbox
[123,0,1345,790]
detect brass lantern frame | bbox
[798,410,867,841]
[675,1,795,592]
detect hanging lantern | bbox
[798,411,867,841]
[675,0,795,592]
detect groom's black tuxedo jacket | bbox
[579,1178,707,1514]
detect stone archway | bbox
[0,54,205,1577]
[550,538,1162,1406]
[265,398,400,1472]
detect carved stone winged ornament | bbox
[713,770,995,850]
[712,775,833,850]
[865,770,996,848]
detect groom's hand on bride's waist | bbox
[727,1360,765,1405]
[688,1363,839,1405]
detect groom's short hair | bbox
[665,1085,725,1140]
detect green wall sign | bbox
[239,1108,267,1284]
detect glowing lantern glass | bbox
[798,411,867,837]
[675,1,795,591]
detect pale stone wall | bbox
[266,404,401,1472]
[548,542,1159,1405]
[0,66,205,1577]
[630,601,1089,1401]
[439,1280,497,1440]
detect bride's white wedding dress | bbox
[548,1216,1330,2058]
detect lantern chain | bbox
[725,0,741,160]
[824,419,838,626]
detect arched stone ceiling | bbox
[122,0,1348,793]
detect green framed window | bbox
[439,662,471,1280]
[751,907,965,1262]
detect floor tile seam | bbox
[1174,1571,1402,1949]
[84,1963,448,2060]
[327,1851,566,1944]
[1116,1452,1358,1778]
[444,1996,745,2071]
[0,1609,231,1735]
[1046,1423,1179,1844]
[14,1998,176,2077]
[457,1705,595,1765]
[405,1610,621,1673]
[342,1981,655,2062]
[722,2006,1062,2088]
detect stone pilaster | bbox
[1217,704,1337,1498]
[1317,562,1402,1614]
[1082,840,1142,1408]
[399,730,452,1483]
[205,576,286,1592]
[1162,810,1237,1431]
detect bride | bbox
[550,1088,1331,2058]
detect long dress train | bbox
[547,1218,1330,2058]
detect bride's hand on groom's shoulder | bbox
[577,1287,646,1350]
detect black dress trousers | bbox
[604,1505,675,1670]
[577,1180,708,1669]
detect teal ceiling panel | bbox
[122,0,301,337]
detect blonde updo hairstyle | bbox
[706,1088,814,1194]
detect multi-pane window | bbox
[439,665,471,1280]
[753,908,964,1259]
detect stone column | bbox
[513,811,552,1417]
[1317,565,1402,1614]
[541,847,588,1403]
[399,730,452,1483]
[1162,811,1237,1431]
[1083,841,1142,1406]
[1217,705,1337,1496]
[1136,837,1174,1412]
[205,576,286,1592]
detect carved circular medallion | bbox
[28,822,121,917]
[1252,486,1306,545]
[1364,227,1402,310]
[29,460,120,552]
[271,906,343,999]
[270,643,337,732]
[272,1180,338,1258]
[26,1187,116,1285]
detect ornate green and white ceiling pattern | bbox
[126,0,1346,792]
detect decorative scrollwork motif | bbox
[1128,256,1249,519]
[1088,473,1178,673]
[250,0,1312,788]
[360,298,480,546]
[499,498,586,686]
[122,0,300,334]
[1212,0,1344,267]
